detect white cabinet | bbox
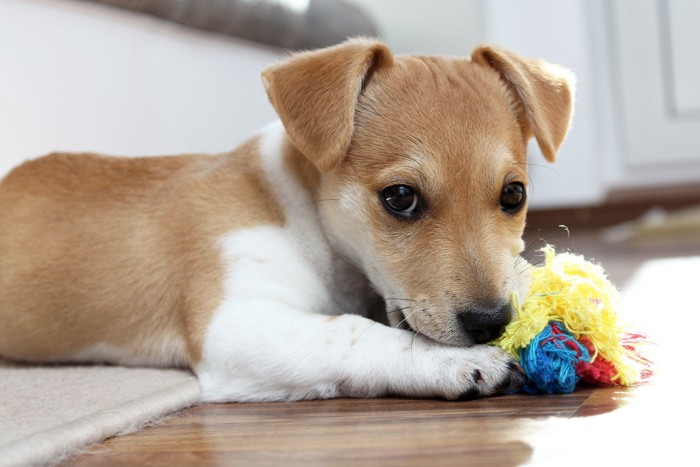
[662,1,700,115]
[611,0,700,180]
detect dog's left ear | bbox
[262,39,393,172]
[471,46,575,163]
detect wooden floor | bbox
[66,213,700,466]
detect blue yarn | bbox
[519,322,591,394]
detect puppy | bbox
[0,39,574,402]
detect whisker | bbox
[382,303,423,363]
[356,305,412,341]
[520,237,547,261]
[392,306,421,335]
[525,162,561,177]
[509,162,536,196]
[409,319,424,365]
[516,262,537,275]
[356,321,379,340]
[523,236,547,253]
[356,305,414,343]
[410,331,417,364]
[395,309,417,329]
[386,306,412,314]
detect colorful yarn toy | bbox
[493,246,652,394]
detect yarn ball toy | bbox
[492,246,652,394]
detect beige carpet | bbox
[0,361,200,466]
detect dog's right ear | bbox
[262,39,393,172]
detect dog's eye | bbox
[500,182,526,213]
[381,185,419,216]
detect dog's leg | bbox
[197,305,524,402]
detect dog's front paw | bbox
[454,346,525,400]
[423,343,525,400]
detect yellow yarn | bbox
[493,245,641,385]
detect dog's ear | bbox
[471,46,575,163]
[262,39,393,172]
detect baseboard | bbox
[526,182,700,231]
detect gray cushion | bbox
[78,0,379,49]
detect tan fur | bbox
[0,38,574,368]
[0,139,284,366]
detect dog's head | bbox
[263,39,574,346]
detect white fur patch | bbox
[197,225,339,401]
[197,123,357,401]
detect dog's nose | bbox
[460,302,513,344]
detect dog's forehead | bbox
[353,54,526,174]
[362,55,516,126]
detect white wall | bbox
[348,0,485,56]
[0,0,284,178]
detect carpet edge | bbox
[0,378,201,466]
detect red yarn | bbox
[622,333,654,380]
[575,337,620,385]
[547,323,586,356]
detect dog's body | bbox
[0,40,574,402]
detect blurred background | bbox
[1,0,699,225]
